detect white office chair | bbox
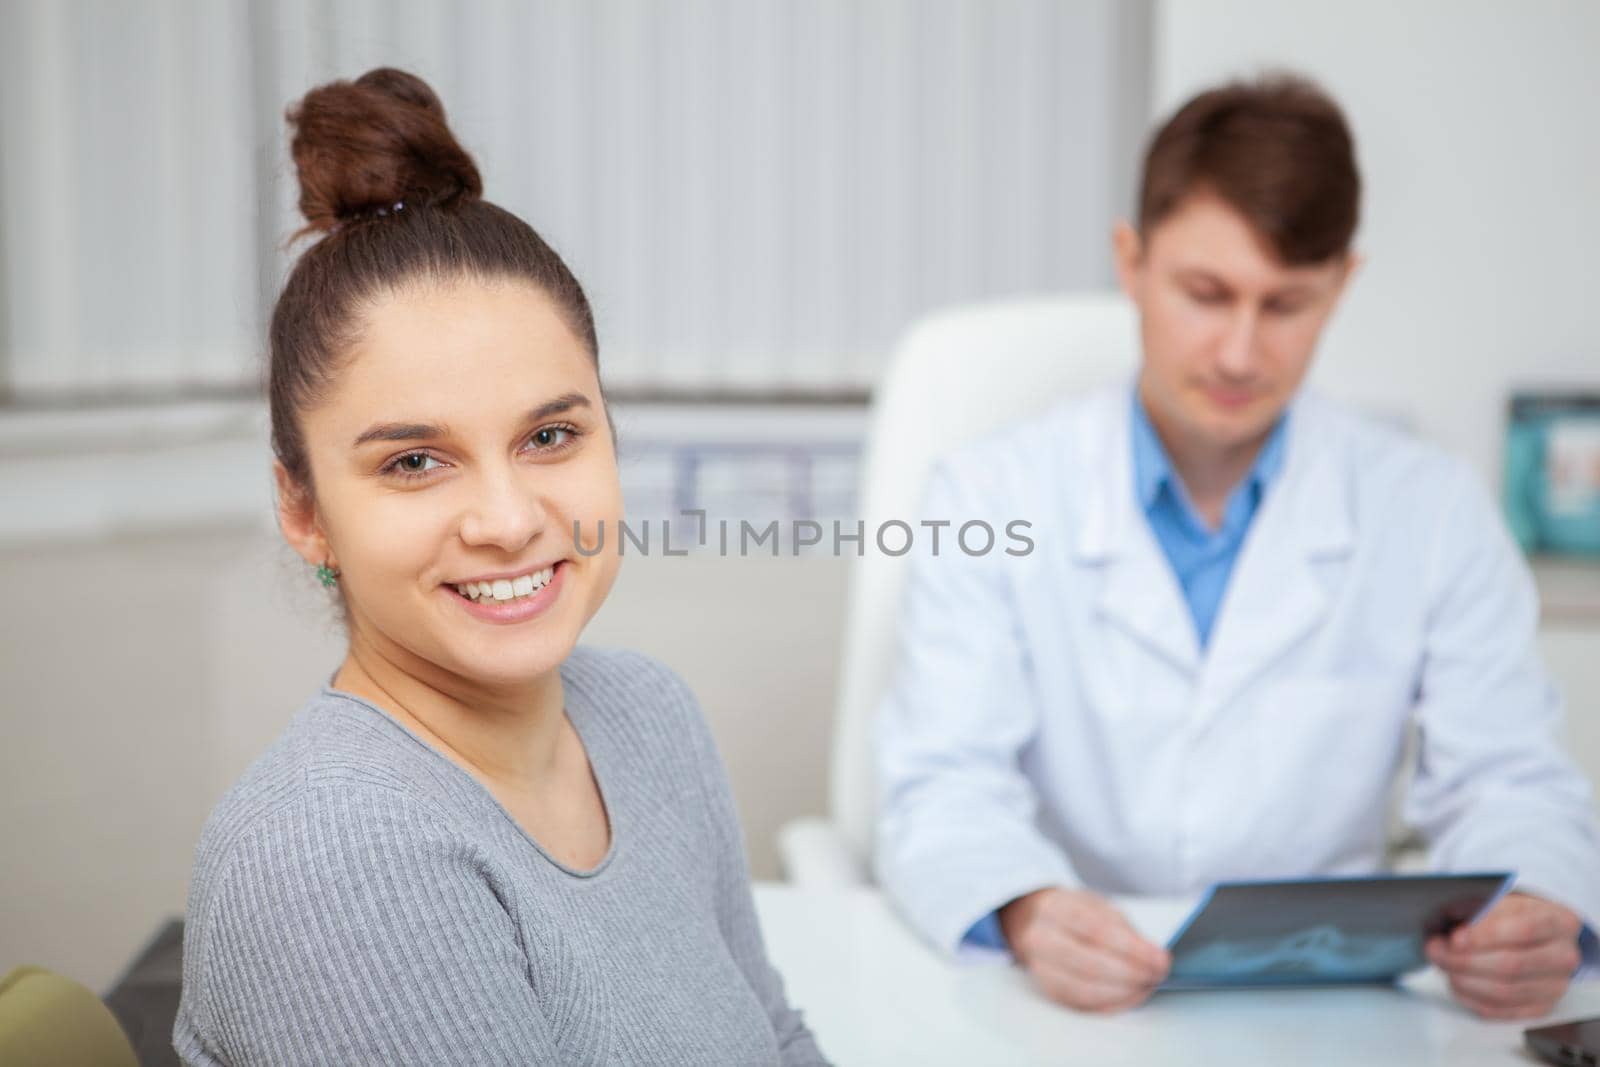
[778,292,1140,887]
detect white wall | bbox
[0,516,849,992]
[1153,0,1600,486]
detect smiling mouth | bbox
[451,564,557,604]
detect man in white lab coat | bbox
[874,73,1600,1019]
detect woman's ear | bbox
[273,461,332,568]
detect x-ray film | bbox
[1161,872,1514,989]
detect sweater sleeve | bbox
[668,673,832,1067]
[175,784,557,1067]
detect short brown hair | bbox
[1137,72,1360,265]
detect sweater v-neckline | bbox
[319,669,620,880]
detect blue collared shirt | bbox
[1129,391,1289,650]
[961,391,1288,951]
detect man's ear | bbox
[1315,248,1364,315]
[273,460,331,568]
[1337,249,1365,294]
[1112,220,1144,303]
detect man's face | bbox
[1114,190,1356,454]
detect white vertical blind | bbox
[0,0,1147,402]
[0,0,258,398]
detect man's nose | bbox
[1215,305,1263,379]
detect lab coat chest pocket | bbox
[1237,674,1414,871]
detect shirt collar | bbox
[1130,389,1289,519]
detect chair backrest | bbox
[829,292,1139,871]
[0,966,139,1067]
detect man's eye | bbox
[1189,289,1227,305]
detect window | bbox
[0,0,1149,406]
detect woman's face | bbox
[281,276,623,692]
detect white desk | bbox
[753,885,1600,1066]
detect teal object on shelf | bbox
[1504,393,1600,557]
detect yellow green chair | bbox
[0,965,139,1067]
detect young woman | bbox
[174,68,826,1066]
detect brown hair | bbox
[1137,72,1360,265]
[269,67,599,498]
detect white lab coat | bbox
[874,383,1600,957]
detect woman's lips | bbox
[445,560,567,625]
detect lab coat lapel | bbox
[1199,398,1356,716]
[1073,392,1202,677]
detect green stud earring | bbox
[315,562,339,588]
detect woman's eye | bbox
[529,425,574,450]
[387,452,441,478]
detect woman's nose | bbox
[458,468,549,552]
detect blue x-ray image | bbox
[1176,923,1418,979]
[1161,873,1513,989]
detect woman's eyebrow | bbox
[527,391,592,421]
[351,391,593,448]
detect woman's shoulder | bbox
[560,645,718,764]
[176,699,529,1066]
[188,691,468,897]
[560,645,698,721]
[561,643,686,688]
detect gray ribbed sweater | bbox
[174,647,828,1066]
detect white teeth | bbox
[456,566,557,603]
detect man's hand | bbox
[1425,891,1583,1019]
[998,887,1171,1013]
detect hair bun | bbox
[288,67,483,235]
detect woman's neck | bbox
[330,629,567,790]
